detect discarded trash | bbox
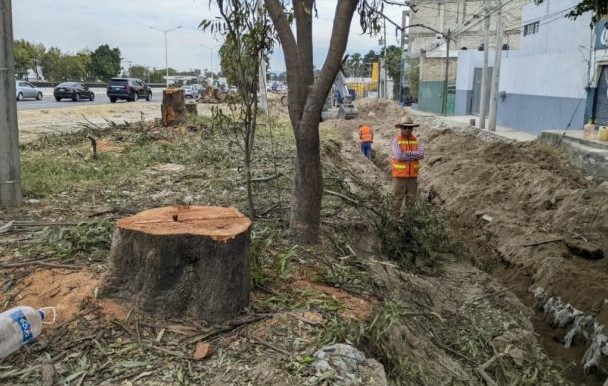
[0,306,56,359]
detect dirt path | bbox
[326,98,608,384]
[17,102,163,142]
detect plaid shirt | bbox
[391,136,425,161]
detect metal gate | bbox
[471,67,493,116]
[595,66,608,125]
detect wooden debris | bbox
[523,237,563,247]
[0,221,14,234]
[193,342,214,360]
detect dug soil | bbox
[0,96,605,385]
[328,97,608,384]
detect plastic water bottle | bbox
[0,306,55,359]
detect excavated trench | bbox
[366,147,607,385]
[334,100,608,385]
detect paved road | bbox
[17,92,163,111]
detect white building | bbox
[455,0,593,132]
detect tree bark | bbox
[266,0,358,244]
[161,88,186,126]
[103,206,252,323]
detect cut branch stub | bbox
[104,206,252,323]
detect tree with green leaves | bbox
[261,0,382,243]
[363,49,379,77]
[129,65,149,81]
[13,39,33,79]
[40,47,63,83]
[385,45,402,99]
[202,1,275,219]
[29,43,46,80]
[535,0,607,25]
[90,44,121,81]
[404,56,419,98]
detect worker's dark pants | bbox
[361,142,372,160]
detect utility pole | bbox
[488,4,503,131]
[383,16,388,98]
[0,0,23,207]
[399,10,407,105]
[479,0,491,129]
[442,29,451,115]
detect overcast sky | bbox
[12,0,405,74]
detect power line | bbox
[451,0,518,39]
[502,4,577,34]
[417,0,513,53]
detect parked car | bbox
[107,78,152,103]
[182,85,197,99]
[15,80,43,101]
[53,82,95,102]
[191,84,203,97]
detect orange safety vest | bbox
[359,125,373,143]
[392,134,420,178]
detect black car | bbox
[53,82,95,102]
[107,78,152,103]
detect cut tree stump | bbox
[103,206,252,323]
[161,88,186,126]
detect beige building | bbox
[405,0,528,113]
[407,0,527,55]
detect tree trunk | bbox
[266,0,358,244]
[161,88,186,126]
[103,206,252,323]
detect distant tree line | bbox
[14,40,216,84]
[13,40,122,82]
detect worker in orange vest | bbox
[358,124,374,160]
[391,118,425,211]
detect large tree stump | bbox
[104,206,252,323]
[161,88,186,126]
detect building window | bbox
[523,21,539,36]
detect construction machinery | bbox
[333,70,358,120]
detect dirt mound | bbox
[417,127,608,324]
[354,98,406,119]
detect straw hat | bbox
[395,117,420,129]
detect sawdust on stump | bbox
[104,206,252,323]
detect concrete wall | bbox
[498,94,586,133]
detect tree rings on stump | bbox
[104,206,252,323]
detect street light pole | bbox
[149,25,182,87]
[200,44,219,75]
